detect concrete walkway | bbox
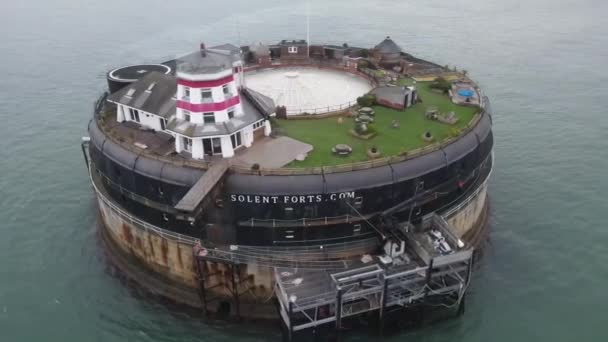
[234,136,313,168]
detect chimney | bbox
[200,42,206,57]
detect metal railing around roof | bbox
[229,112,483,176]
[94,89,486,176]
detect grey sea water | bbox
[1,0,607,341]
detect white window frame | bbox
[183,110,191,122]
[182,137,192,152]
[183,86,191,99]
[200,88,212,102]
[230,131,242,149]
[222,84,232,98]
[129,108,140,122]
[288,46,298,54]
[203,112,215,124]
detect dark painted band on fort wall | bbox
[89,103,492,202]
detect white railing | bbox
[285,101,355,116]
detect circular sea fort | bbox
[83,36,494,338]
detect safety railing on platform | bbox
[275,244,474,340]
[194,236,380,270]
[239,213,369,228]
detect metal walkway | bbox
[192,237,381,317]
[175,160,229,212]
[274,214,474,340]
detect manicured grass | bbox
[275,81,478,167]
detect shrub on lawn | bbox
[430,77,452,94]
[357,94,376,107]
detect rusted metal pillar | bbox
[231,263,241,319]
[335,288,343,341]
[288,300,294,342]
[194,257,208,316]
[379,277,389,336]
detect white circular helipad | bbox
[245,67,373,115]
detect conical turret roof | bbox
[374,36,402,54]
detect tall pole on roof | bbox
[306,0,310,58]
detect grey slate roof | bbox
[107,71,176,119]
[166,93,265,138]
[242,87,276,116]
[210,43,241,54]
[279,39,308,46]
[176,48,240,74]
[374,36,402,54]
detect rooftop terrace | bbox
[275,80,479,167]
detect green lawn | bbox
[275,81,479,167]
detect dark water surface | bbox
[1,0,607,341]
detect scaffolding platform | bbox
[192,237,381,317]
[274,214,473,340]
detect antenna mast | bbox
[306,0,310,58]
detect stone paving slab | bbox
[234,136,313,168]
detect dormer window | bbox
[183,86,191,99]
[201,88,212,102]
[203,112,215,124]
[288,46,298,54]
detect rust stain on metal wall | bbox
[135,236,143,251]
[160,238,169,265]
[147,235,155,257]
[176,245,184,268]
[122,223,133,244]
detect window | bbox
[353,224,362,236]
[160,118,166,130]
[288,46,298,54]
[182,137,192,152]
[183,110,191,122]
[201,88,212,102]
[212,137,222,154]
[129,108,140,122]
[228,108,235,119]
[203,112,215,124]
[222,84,231,98]
[230,131,242,148]
[183,87,191,99]
[253,120,264,129]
